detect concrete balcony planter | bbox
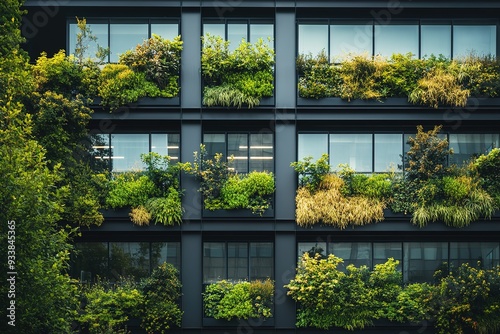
[89,96,180,109]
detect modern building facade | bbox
[22,1,500,333]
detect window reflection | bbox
[330,24,373,61]
[374,25,419,58]
[421,25,451,58]
[330,134,372,172]
[453,25,496,58]
[109,23,148,62]
[298,24,328,56]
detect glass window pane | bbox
[151,133,180,161]
[453,25,496,59]
[450,242,500,269]
[449,133,500,166]
[71,242,109,283]
[111,134,149,171]
[203,242,226,283]
[151,23,178,40]
[298,242,327,261]
[90,133,111,171]
[69,22,109,62]
[204,23,225,38]
[421,25,451,59]
[298,24,328,56]
[404,242,448,283]
[330,24,373,61]
[250,242,273,280]
[373,242,402,270]
[109,242,150,281]
[375,25,419,58]
[298,133,329,162]
[110,23,148,62]
[204,133,226,159]
[329,242,372,269]
[375,134,403,172]
[228,242,248,281]
[228,23,247,51]
[249,133,274,172]
[228,133,248,173]
[151,242,181,270]
[250,24,274,48]
[330,134,372,172]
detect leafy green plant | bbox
[120,34,182,93]
[339,54,385,101]
[191,144,275,215]
[106,172,158,209]
[290,153,330,192]
[140,262,183,333]
[201,34,275,108]
[379,53,426,97]
[285,254,404,330]
[203,279,274,320]
[471,148,500,207]
[78,279,143,334]
[145,189,183,226]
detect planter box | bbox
[89,96,180,109]
[202,208,274,218]
[202,95,275,109]
[203,317,274,327]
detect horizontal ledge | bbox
[202,317,275,327]
[297,97,500,108]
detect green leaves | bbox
[203,279,274,320]
[202,34,275,108]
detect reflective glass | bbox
[110,23,148,62]
[330,24,373,61]
[373,242,402,270]
[228,133,248,173]
[404,242,448,283]
[250,24,274,48]
[375,25,419,58]
[150,23,178,40]
[228,23,247,51]
[330,134,372,172]
[249,133,274,172]
[71,242,109,282]
[453,25,496,58]
[204,133,226,160]
[151,134,180,161]
[450,242,500,269]
[298,133,329,162]
[421,25,451,58]
[109,242,150,280]
[228,242,248,280]
[298,24,328,56]
[374,134,403,172]
[250,242,274,280]
[329,242,371,269]
[151,242,181,269]
[298,242,327,260]
[449,133,499,166]
[69,23,108,62]
[203,23,225,38]
[203,242,226,283]
[111,134,149,171]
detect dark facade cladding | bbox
[22,1,500,333]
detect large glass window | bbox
[92,133,180,172]
[330,242,372,269]
[298,21,497,59]
[421,25,451,58]
[448,133,499,166]
[71,241,180,283]
[450,242,500,269]
[404,242,448,283]
[203,20,274,50]
[330,24,373,61]
[453,25,497,59]
[203,241,273,283]
[68,19,179,63]
[204,132,274,173]
[374,134,402,172]
[374,24,419,58]
[330,134,372,172]
[373,242,402,270]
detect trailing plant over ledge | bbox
[106,152,190,226]
[291,155,389,228]
[297,52,500,108]
[191,145,275,215]
[201,34,275,108]
[203,278,274,321]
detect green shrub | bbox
[203,279,274,320]
[98,64,162,111]
[380,53,425,97]
[394,282,436,323]
[201,34,274,108]
[339,54,384,101]
[290,154,330,192]
[120,34,182,93]
[106,173,157,208]
[297,52,341,99]
[146,188,184,226]
[140,262,183,332]
[78,279,143,334]
[471,148,500,206]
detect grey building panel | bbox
[275,10,296,108]
[182,121,202,221]
[275,122,297,220]
[181,232,203,328]
[274,232,297,329]
[181,10,202,108]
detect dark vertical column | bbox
[275,121,296,220]
[275,9,296,108]
[275,232,297,329]
[181,8,201,108]
[181,121,202,221]
[181,232,203,328]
